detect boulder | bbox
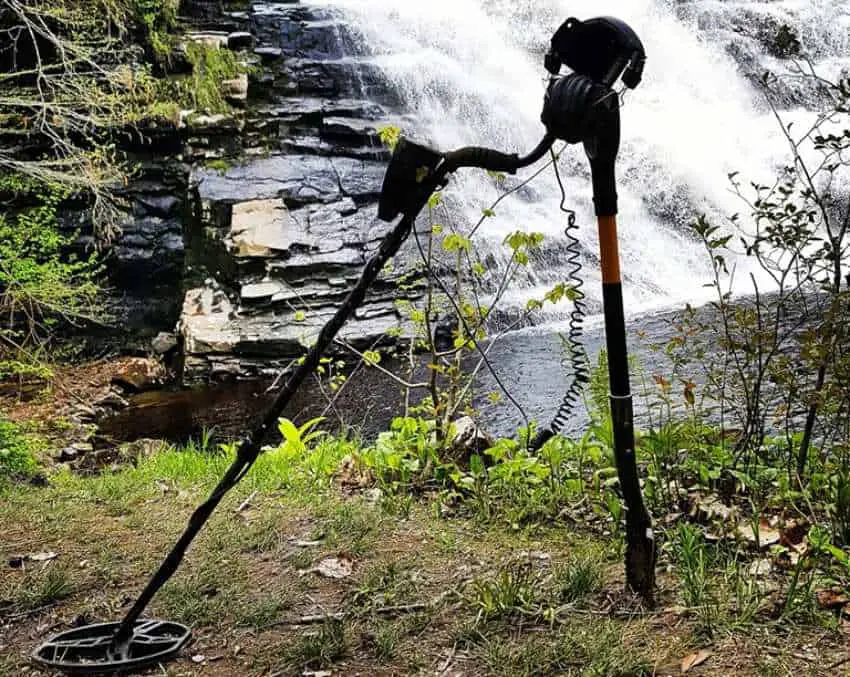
[111,358,168,393]
[449,417,495,462]
[152,332,179,355]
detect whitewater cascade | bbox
[321,0,850,321]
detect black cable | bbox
[528,149,589,451]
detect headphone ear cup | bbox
[541,73,609,143]
[621,54,645,89]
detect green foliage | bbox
[131,0,179,60]
[551,550,605,603]
[356,417,444,489]
[0,185,103,379]
[8,565,75,611]
[378,126,402,151]
[0,420,42,479]
[182,42,244,113]
[286,618,348,670]
[466,563,539,624]
[673,74,850,487]
[475,621,652,677]
[278,416,326,456]
[671,523,711,610]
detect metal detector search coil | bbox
[32,620,191,675]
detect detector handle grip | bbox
[441,147,521,174]
[440,134,556,177]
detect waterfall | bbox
[317,0,850,323]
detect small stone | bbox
[152,332,178,355]
[111,358,167,393]
[58,447,79,462]
[254,46,282,59]
[450,416,494,462]
[222,73,249,102]
[73,405,97,421]
[135,194,181,218]
[118,439,166,464]
[241,281,284,301]
[95,392,129,409]
[227,31,253,50]
[186,31,228,49]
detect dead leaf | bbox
[737,518,780,549]
[30,552,58,562]
[816,589,849,611]
[300,556,353,579]
[748,559,771,577]
[8,552,58,568]
[690,493,736,523]
[780,519,810,549]
[681,649,712,673]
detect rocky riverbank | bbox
[68,0,430,382]
[66,0,845,382]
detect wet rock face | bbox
[62,155,187,339]
[178,1,419,380]
[674,1,849,108]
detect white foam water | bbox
[320,0,850,321]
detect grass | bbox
[284,617,349,671]
[0,421,848,676]
[474,619,657,677]
[0,419,43,480]
[552,548,606,603]
[6,565,75,612]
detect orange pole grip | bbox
[597,214,621,284]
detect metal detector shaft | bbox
[111,212,417,649]
[587,112,657,600]
[110,133,553,650]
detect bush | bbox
[0,420,40,479]
[0,182,103,380]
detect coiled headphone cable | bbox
[528,148,589,451]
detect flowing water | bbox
[319,0,850,321]
[109,1,850,441]
[310,0,850,433]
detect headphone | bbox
[544,16,646,90]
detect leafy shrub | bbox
[0,420,41,479]
[0,183,102,380]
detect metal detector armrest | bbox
[378,135,555,223]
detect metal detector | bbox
[33,15,654,673]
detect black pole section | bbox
[585,106,656,603]
[109,132,554,652]
[110,212,417,649]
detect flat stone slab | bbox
[193,154,385,205]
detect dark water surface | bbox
[99,307,686,445]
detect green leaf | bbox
[363,350,382,366]
[443,233,471,252]
[278,418,301,446]
[378,125,402,150]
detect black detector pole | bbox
[585,96,656,602]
